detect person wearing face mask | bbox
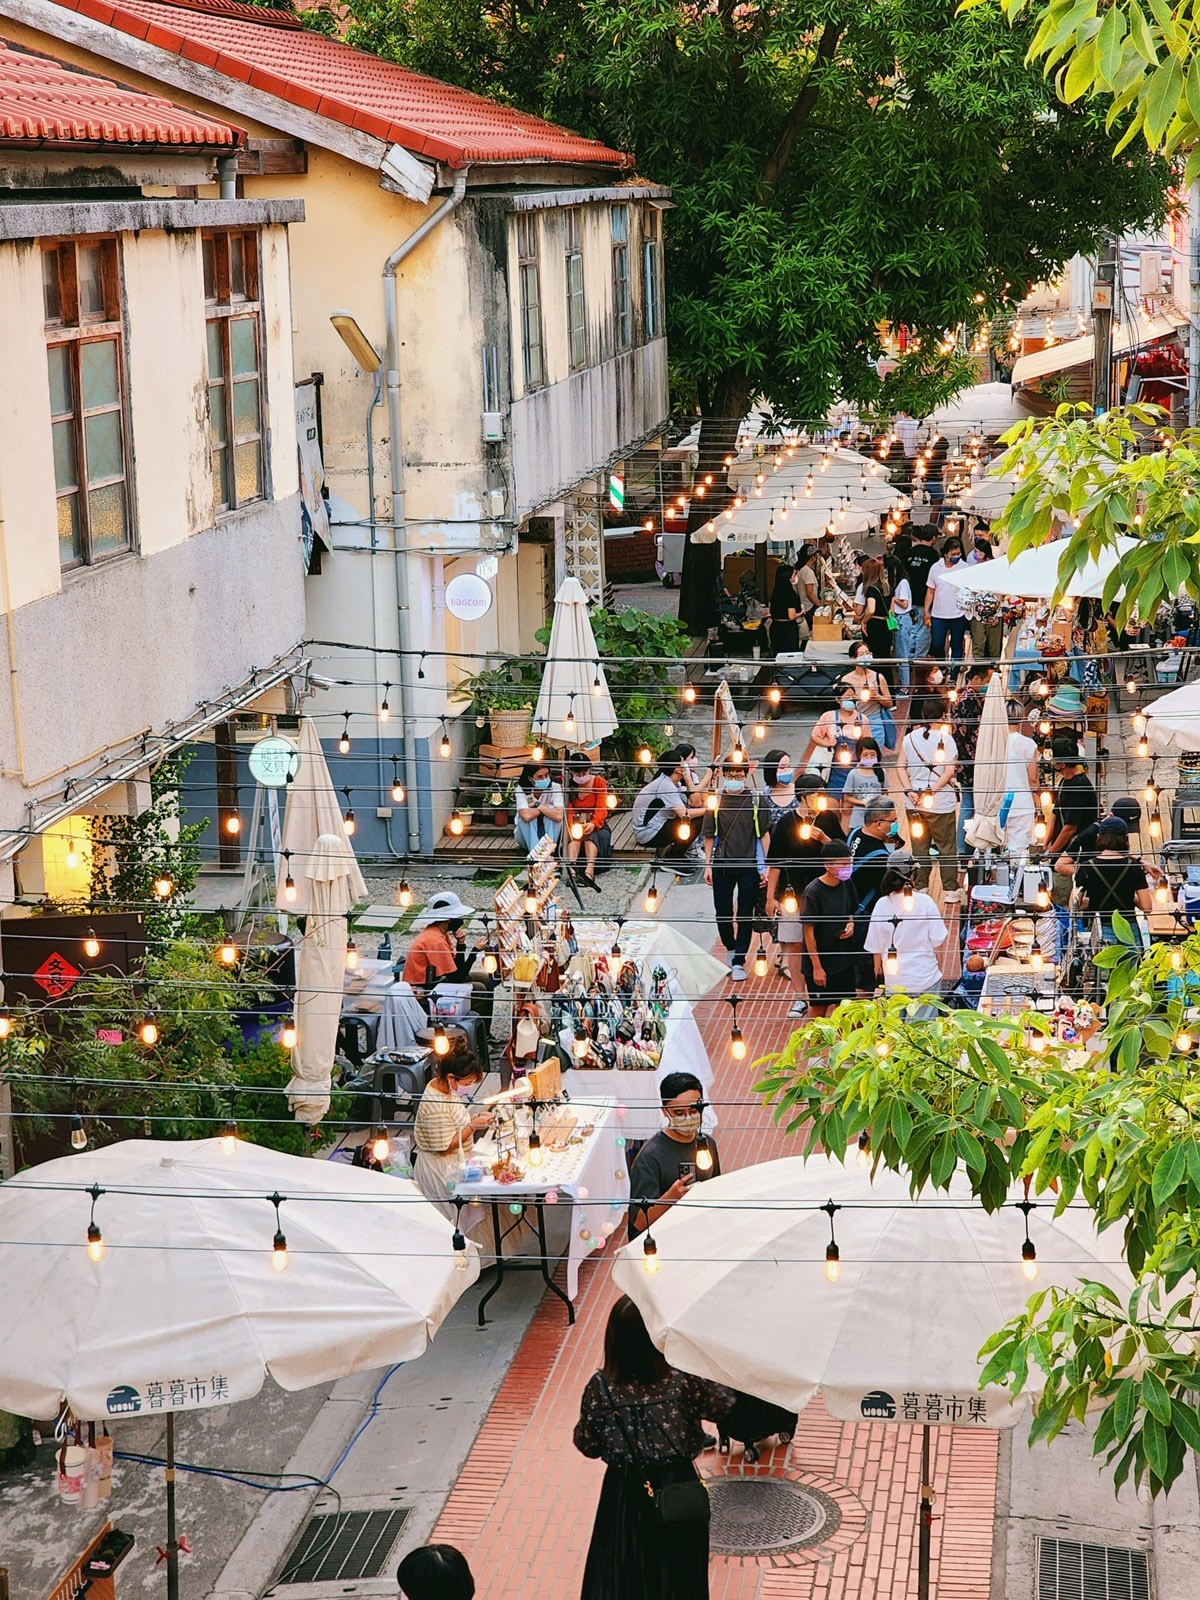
[565,752,611,892]
[513,761,563,856]
[895,697,959,889]
[840,737,884,834]
[802,693,864,796]
[703,755,765,980]
[412,1043,493,1224]
[864,858,949,1019]
[838,639,894,749]
[627,1072,720,1238]
[800,841,863,1017]
[766,774,846,1017]
[848,796,900,966]
[923,537,969,663]
[856,556,895,674]
[401,891,481,995]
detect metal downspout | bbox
[384,166,469,852]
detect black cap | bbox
[796,773,825,794]
[1051,734,1080,762]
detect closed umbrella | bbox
[969,672,1013,843]
[532,577,618,751]
[289,831,361,1123]
[274,719,367,1123]
[0,1137,480,1597]
[942,536,1137,600]
[613,1154,1132,1600]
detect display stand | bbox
[494,834,560,975]
[711,679,744,764]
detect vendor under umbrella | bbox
[402,890,481,999]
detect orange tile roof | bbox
[48,0,633,170]
[0,35,238,146]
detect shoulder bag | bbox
[596,1376,710,1526]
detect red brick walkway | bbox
[434,974,998,1598]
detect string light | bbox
[439,722,452,759]
[483,945,499,975]
[573,1023,589,1061]
[154,872,174,900]
[87,1222,104,1264]
[570,818,585,841]
[1036,880,1051,910]
[1018,1200,1037,1280]
[644,875,660,914]
[371,1122,390,1163]
[593,666,603,697]
[910,817,926,840]
[224,811,241,837]
[83,928,100,959]
[642,1233,660,1273]
[338,713,352,756]
[638,744,653,765]
[379,684,391,722]
[754,942,769,979]
[564,693,577,737]
[524,888,538,915]
[782,888,799,915]
[282,850,297,903]
[70,1113,87,1151]
[342,788,356,836]
[65,837,79,871]
[271,1193,288,1272]
[823,1199,841,1283]
[1150,810,1163,841]
[452,1228,468,1268]
[432,1022,450,1057]
[218,935,238,966]
[682,684,697,705]
[345,933,359,971]
[220,1115,238,1153]
[527,1129,543,1168]
[677,819,693,843]
[281,1018,297,1050]
[448,807,465,837]
[856,1131,871,1169]
[731,744,746,765]
[729,997,746,1060]
[901,884,915,912]
[767,686,782,707]
[398,878,412,909]
[138,1015,159,1047]
[532,739,546,762]
[695,1133,714,1174]
[1171,948,1184,973]
[1156,880,1171,907]
[1176,1026,1192,1051]
[390,759,406,804]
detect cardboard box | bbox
[811,614,844,642]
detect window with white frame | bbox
[643,207,664,341]
[611,205,631,349]
[565,208,587,370]
[516,213,544,389]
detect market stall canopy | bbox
[925,382,1034,444]
[941,535,1137,601]
[1146,678,1200,753]
[613,1155,1132,1426]
[533,577,618,750]
[727,444,907,511]
[1011,308,1188,386]
[0,1137,479,1420]
[949,469,1021,520]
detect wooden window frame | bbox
[565,207,587,372]
[611,205,632,351]
[42,237,132,571]
[203,229,266,516]
[643,208,664,342]
[516,213,544,391]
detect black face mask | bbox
[446,919,464,934]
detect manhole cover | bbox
[708,1478,841,1556]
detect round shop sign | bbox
[248,734,299,788]
[445,572,493,622]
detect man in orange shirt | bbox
[565,753,610,893]
[401,891,478,996]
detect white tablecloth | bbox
[565,1001,715,1141]
[455,1098,629,1299]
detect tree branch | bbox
[758,20,841,201]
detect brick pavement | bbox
[433,967,998,1599]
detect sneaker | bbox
[787,1000,809,1019]
[728,962,746,983]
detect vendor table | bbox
[456,1097,628,1326]
[566,999,715,1142]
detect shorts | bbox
[801,954,860,998]
[775,912,803,945]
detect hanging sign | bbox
[248,735,299,789]
[445,572,493,621]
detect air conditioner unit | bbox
[482,412,504,442]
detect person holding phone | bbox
[628,1073,721,1238]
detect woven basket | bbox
[489,708,532,749]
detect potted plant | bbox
[490,780,513,828]
[456,666,537,749]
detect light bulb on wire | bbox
[281,1017,297,1049]
[87,1221,104,1263]
[439,723,452,759]
[345,935,359,971]
[138,1015,159,1047]
[83,928,100,960]
[154,873,174,900]
[70,1114,87,1151]
[220,1116,238,1153]
[644,876,660,915]
[371,1123,390,1163]
[398,879,412,908]
[218,935,238,966]
[224,812,241,836]
[642,1234,660,1274]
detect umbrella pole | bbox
[165,1410,179,1600]
[917,1423,932,1600]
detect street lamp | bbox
[330,311,382,373]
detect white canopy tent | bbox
[1146,678,1200,753]
[925,382,1032,445]
[941,536,1137,601]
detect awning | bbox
[1011,307,1189,385]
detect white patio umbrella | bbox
[274,719,367,1124]
[948,468,1021,520]
[614,1155,1133,1600]
[532,577,618,750]
[289,831,362,1122]
[941,536,1137,601]
[0,1138,480,1596]
[275,718,367,917]
[728,444,905,509]
[970,671,1014,836]
[1146,678,1200,752]
[692,493,881,546]
[926,382,1032,445]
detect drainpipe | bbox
[364,369,407,862]
[216,154,237,200]
[384,166,469,852]
[0,475,25,782]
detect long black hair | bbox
[602,1295,670,1386]
[770,563,797,611]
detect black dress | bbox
[574,1369,735,1600]
[864,583,893,667]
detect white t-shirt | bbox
[1002,731,1037,818]
[515,780,564,816]
[926,559,966,620]
[903,727,958,814]
[891,577,912,613]
[864,891,948,996]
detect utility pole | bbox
[1092,236,1118,412]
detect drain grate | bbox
[1037,1538,1150,1600]
[279,1508,410,1584]
[708,1479,841,1556]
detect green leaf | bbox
[1142,1368,1173,1424]
[1143,1412,1169,1482]
[1145,55,1184,146]
[1063,36,1099,101]
[1096,5,1129,86]
[1113,1376,1139,1439]
[1151,1142,1188,1205]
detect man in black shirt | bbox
[1047,736,1099,857]
[628,1071,720,1238]
[801,840,862,1017]
[766,775,846,1019]
[850,797,898,993]
[703,755,764,979]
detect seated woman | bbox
[1073,815,1153,946]
[513,760,564,856]
[565,752,610,892]
[412,1043,492,1224]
